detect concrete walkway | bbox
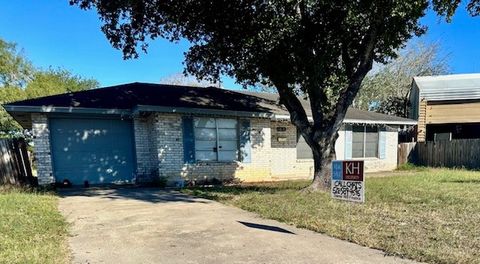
[58,188,417,264]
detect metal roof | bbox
[413,73,480,101]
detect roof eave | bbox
[273,114,417,125]
[3,105,131,115]
[133,105,274,118]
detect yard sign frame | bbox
[331,160,365,203]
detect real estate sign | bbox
[331,160,365,203]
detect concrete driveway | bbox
[58,188,417,264]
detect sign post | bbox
[331,160,365,203]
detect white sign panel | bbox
[331,160,365,203]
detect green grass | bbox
[396,162,427,171]
[0,186,69,264]
[182,168,480,264]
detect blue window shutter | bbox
[344,125,352,159]
[378,128,387,159]
[182,116,195,163]
[239,119,252,163]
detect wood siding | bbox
[426,101,480,124]
[417,99,427,142]
[417,100,480,142]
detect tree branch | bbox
[331,16,382,132]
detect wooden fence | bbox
[397,142,418,165]
[416,139,480,169]
[399,139,480,169]
[0,138,35,186]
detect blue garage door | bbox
[50,117,135,185]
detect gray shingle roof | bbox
[236,90,416,124]
[4,82,416,127]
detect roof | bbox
[413,73,480,101]
[4,82,416,128]
[236,90,416,125]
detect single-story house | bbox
[4,83,416,186]
[410,73,480,142]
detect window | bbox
[352,125,379,158]
[296,130,313,159]
[194,118,239,161]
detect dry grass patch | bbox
[183,168,480,264]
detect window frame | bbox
[193,117,240,162]
[352,125,379,158]
[296,129,314,160]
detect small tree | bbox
[71,0,479,191]
[355,42,449,117]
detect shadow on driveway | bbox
[57,187,209,204]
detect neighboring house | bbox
[410,73,480,142]
[4,83,416,186]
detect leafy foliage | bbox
[0,39,33,87]
[355,42,449,117]
[25,68,99,99]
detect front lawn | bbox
[183,168,480,264]
[0,187,69,264]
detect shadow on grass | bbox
[442,179,480,184]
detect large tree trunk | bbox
[303,134,338,192]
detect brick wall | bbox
[141,113,272,184]
[133,116,156,182]
[31,114,54,185]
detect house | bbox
[410,73,480,142]
[4,83,416,186]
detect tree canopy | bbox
[71,0,479,190]
[0,39,33,87]
[355,42,449,117]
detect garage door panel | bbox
[50,118,135,185]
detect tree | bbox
[25,68,99,99]
[71,0,479,191]
[355,42,449,117]
[0,39,33,87]
[0,86,26,132]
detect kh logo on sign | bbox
[342,161,363,181]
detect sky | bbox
[1,1,480,90]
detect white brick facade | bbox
[31,114,54,185]
[34,112,399,185]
